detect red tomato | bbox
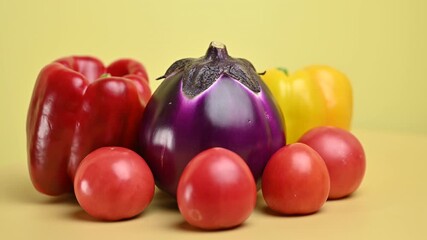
[298,126,366,199]
[74,147,155,221]
[262,143,330,215]
[177,148,257,230]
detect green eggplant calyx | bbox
[160,42,261,98]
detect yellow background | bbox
[1,0,427,162]
[1,0,427,239]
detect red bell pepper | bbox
[26,56,151,196]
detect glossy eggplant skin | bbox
[139,42,286,196]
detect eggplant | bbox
[139,42,286,196]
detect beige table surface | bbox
[1,129,426,240]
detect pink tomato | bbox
[299,126,366,199]
[74,147,155,221]
[177,148,257,230]
[262,143,330,215]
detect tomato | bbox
[177,148,257,230]
[74,147,155,221]
[262,143,330,215]
[298,126,366,199]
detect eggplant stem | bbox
[211,41,225,49]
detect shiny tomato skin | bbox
[298,126,366,199]
[262,143,330,215]
[74,147,155,221]
[177,148,257,230]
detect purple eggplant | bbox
[139,42,286,196]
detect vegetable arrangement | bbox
[26,42,366,230]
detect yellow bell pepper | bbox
[261,65,353,143]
